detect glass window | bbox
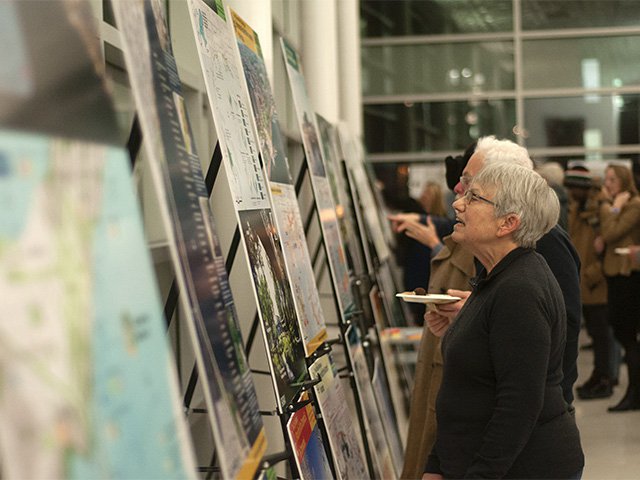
[521,1,640,30]
[361,0,512,37]
[523,94,640,148]
[522,36,640,90]
[362,42,514,96]
[364,99,516,154]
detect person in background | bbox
[538,161,570,230]
[430,136,582,406]
[595,163,640,411]
[565,166,616,399]
[423,162,584,479]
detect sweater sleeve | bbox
[600,200,640,244]
[464,290,552,478]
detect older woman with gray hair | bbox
[423,162,584,480]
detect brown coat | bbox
[600,196,640,277]
[401,236,475,479]
[567,194,607,305]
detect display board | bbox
[112,1,266,477]
[316,114,367,279]
[345,326,396,480]
[0,0,118,144]
[338,126,390,263]
[0,131,196,479]
[308,354,369,479]
[187,0,307,411]
[286,393,334,480]
[229,8,328,356]
[280,38,356,318]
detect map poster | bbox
[112,1,266,478]
[0,0,118,145]
[229,8,327,356]
[308,354,369,480]
[345,326,397,480]
[187,0,308,411]
[315,114,367,279]
[372,357,404,478]
[280,38,356,318]
[286,393,334,480]
[0,131,196,479]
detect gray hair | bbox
[472,162,559,248]
[476,136,533,170]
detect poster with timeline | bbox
[308,354,369,480]
[112,1,266,478]
[286,393,334,480]
[187,0,307,411]
[280,38,356,318]
[0,131,196,479]
[229,8,328,356]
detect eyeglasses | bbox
[463,189,497,207]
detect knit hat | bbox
[563,165,593,189]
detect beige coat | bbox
[600,196,640,277]
[567,194,607,305]
[400,236,475,479]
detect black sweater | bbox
[426,248,584,478]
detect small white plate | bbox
[396,292,461,304]
[615,247,630,255]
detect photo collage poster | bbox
[308,354,369,480]
[186,0,307,411]
[112,1,266,478]
[316,114,367,282]
[286,393,334,480]
[229,8,328,357]
[345,327,397,480]
[0,132,196,479]
[280,38,356,318]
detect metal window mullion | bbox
[514,0,525,145]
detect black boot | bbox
[578,377,613,400]
[607,386,640,412]
[608,347,640,412]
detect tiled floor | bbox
[574,333,640,480]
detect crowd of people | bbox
[389,136,640,479]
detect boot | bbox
[608,346,640,412]
[578,377,613,400]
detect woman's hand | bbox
[422,473,444,480]
[397,217,442,249]
[425,311,451,337]
[594,235,605,255]
[435,289,471,320]
[388,212,420,232]
[612,191,631,210]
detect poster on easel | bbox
[280,38,356,318]
[286,393,334,480]
[372,357,404,477]
[308,354,369,480]
[112,1,266,478]
[0,131,196,479]
[345,327,397,480]
[229,8,328,357]
[186,0,307,411]
[337,126,391,263]
[316,114,367,281]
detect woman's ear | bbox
[496,213,520,238]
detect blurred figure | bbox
[564,166,615,399]
[595,163,640,411]
[537,161,569,230]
